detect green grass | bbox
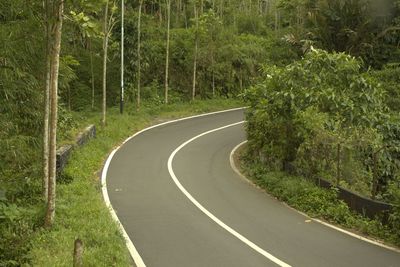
[239,147,400,248]
[28,98,243,266]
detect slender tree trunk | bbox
[336,143,341,186]
[165,0,171,104]
[176,0,180,24]
[159,3,163,25]
[184,5,188,29]
[89,40,95,110]
[102,1,109,127]
[239,70,243,91]
[211,53,215,97]
[274,7,279,32]
[43,63,50,200]
[192,4,198,101]
[372,151,378,199]
[212,72,215,97]
[371,146,385,199]
[120,0,124,114]
[67,86,71,111]
[45,0,63,228]
[249,0,252,14]
[192,40,198,100]
[43,0,50,201]
[137,0,143,110]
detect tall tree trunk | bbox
[184,4,188,29]
[211,52,215,97]
[239,70,243,91]
[89,40,95,110]
[177,0,182,25]
[192,4,198,101]
[45,0,64,228]
[43,0,50,201]
[67,86,71,111]
[137,0,143,110]
[102,1,109,127]
[212,72,215,97]
[120,0,124,114]
[158,3,163,26]
[274,7,279,32]
[165,0,171,104]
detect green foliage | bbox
[58,105,78,141]
[236,13,268,35]
[0,200,41,267]
[2,0,400,263]
[119,3,299,102]
[278,0,400,67]
[369,65,400,112]
[0,6,44,264]
[28,99,242,266]
[243,48,400,200]
[386,182,400,242]
[242,155,400,246]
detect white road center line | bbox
[102,107,245,267]
[229,141,400,254]
[167,121,292,267]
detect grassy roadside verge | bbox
[236,144,400,249]
[29,99,243,266]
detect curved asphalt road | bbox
[106,109,400,267]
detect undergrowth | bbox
[16,98,242,266]
[240,147,400,248]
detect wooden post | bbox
[371,145,386,199]
[73,238,84,267]
[336,143,341,186]
[371,151,378,199]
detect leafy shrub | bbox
[0,199,40,266]
[369,65,400,112]
[243,48,400,199]
[58,104,78,141]
[242,157,400,246]
[386,181,400,242]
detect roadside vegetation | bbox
[240,152,400,247]
[28,99,242,266]
[1,0,399,265]
[241,41,400,248]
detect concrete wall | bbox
[56,125,96,176]
[316,177,394,221]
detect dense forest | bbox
[1,0,400,264]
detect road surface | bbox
[105,108,400,267]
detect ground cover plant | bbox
[240,149,400,247]
[1,0,399,264]
[1,99,242,266]
[242,48,400,246]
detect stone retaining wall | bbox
[56,124,96,176]
[316,178,394,221]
